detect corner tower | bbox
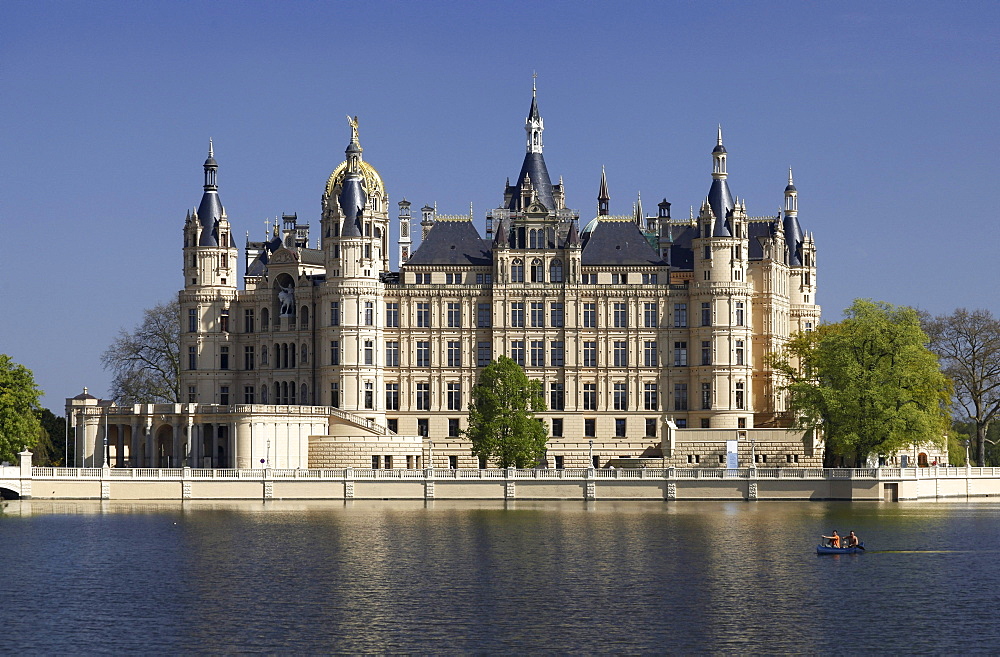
[180,141,239,407]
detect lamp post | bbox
[750,437,756,469]
[589,439,594,468]
[266,439,271,468]
[428,439,434,470]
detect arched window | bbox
[300,306,309,329]
[290,381,297,405]
[531,259,543,283]
[301,343,308,364]
[529,229,538,249]
[549,259,563,283]
[511,259,524,283]
[261,385,268,404]
[261,307,270,331]
[301,383,308,405]
[289,344,296,367]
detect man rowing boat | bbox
[821,530,841,548]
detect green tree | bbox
[771,299,950,466]
[464,356,548,468]
[923,309,1000,466]
[0,354,43,465]
[101,300,181,404]
[35,409,68,466]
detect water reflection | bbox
[3,500,1000,653]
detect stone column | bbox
[19,449,33,498]
[236,417,252,469]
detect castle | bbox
[68,89,824,470]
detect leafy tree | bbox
[771,299,950,466]
[35,409,67,466]
[0,354,43,465]
[464,356,548,468]
[923,309,1000,466]
[101,300,181,404]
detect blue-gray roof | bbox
[708,178,734,237]
[406,220,492,267]
[581,220,665,266]
[784,214,803,266]
[508,152,554,212]
[338,173,366,237]
[196,190,222,246]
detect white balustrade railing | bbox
[18,466,1000,483]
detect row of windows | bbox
[193,299,749,334]
[191,338,746,372]
[407,270,664,286]
[382,416,660,442]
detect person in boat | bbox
[821,530,841,548]
[846,531,860,548]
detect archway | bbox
[0,485,19,500]
[155,425,175,468]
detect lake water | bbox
[2,499,1000,654]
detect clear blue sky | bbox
[3,1,998,409]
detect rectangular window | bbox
[511,340,525,366]
[447,383,461,411]
[642,273,658,285]
[702,382,712,410]
[550,383,565,411]
[674,341,688,367]
[447,341,461,367]
[416,382,430,410]
[477,342,492,367]
[583,303,596,328]
[530,302,544,327]
[364,381,373,409]
[188,308,197,333]
[448,454,456,469]
[735,301,745,327]
[644,341,658,367]
[188,345,197,370]
[330,382,340,408]
[386,302,399,328]
[330,341,340,366]
[387,419,398,434]
[414,273,430,284]
[511,303,525,327]
[364,341,374,366]
[613,302,628,328]
[552,418,563,437]
[674,383,688,411]
[372,455,381,469]
[613,341,627,367]
[219,346,229,370]
[644,303,658,328]
[416,341,430,368]
[584,418,596,438]
[447,302,461,328]
[550,341,564,367]
[701,340,712,366]
[530,340,545,367]
[736,340,745,365]
[736,382,745,410]
[701,302,711,327]
[555,455,564,470]
[613,383,627,410]
[386,341,399,367]
[583,383,597,411]
[477,303,491,328]
[244,385,255,404]
[615,418,626,437]
[583,341,597,367]
[445,273,458,284]
[244,309,255,333]
[448,418,460,437]
[644,383,658,411]
[364,301,374,326]
[646,418,657,438]
[582,273,596,285]
[330,302,340,326]
[244,346,255,371]
[674,303,687,328]
[220,310,229,331]
[418,418,429,437]
[386,383,399,410]
[550,303,564,327]
[416,302,430,327]
[187,386,196,403]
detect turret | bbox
[398,199,412,265]
[598,167,610,216]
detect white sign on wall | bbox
[726,440,739,469]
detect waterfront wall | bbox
[6,458,1000,502]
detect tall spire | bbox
[634,190,644,226]
[508,81,554,211]
[598,166,610,216]
[707,126,734,237]
[197,140,222,245]
[783,168,803,266]
[345,115,363,173]
[526,74,543,154]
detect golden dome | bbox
[324,159,385,201]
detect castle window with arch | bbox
[549,259,563,282]
[511,259,524,283]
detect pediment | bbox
[269,248,300,265]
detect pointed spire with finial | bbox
[598,166,610,216]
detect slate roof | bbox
[708,178,734,237]
[581,220,665,266]
[406,220,492,267]
[196,190,222,246]
[784,214,804,266]
[508,152,555,212]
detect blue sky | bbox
[3,1,998,409]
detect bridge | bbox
[3,451,1000,502]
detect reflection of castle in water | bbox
[69,89,833,471]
